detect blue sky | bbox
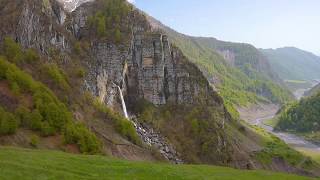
[132,0,320,55]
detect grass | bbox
[285,80,309,84]
[0,147,315,180]
[243,123,315,169]
[263,118,279,128]
[297,148,320,164]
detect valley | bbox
[239,83,320,167]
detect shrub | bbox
[15,105,31,127]
[76,67,86,78]
[93,99,140,145]
[63,123,101,154]
[115,29,121,43]
[29,109,43,131]
[3,37,23,63]
[24,49,39,63]
[43,63,70,91]
[40,121,55,137]
[0,107,18,135]
[30,135,39,147]
[74,42,82,54]
[114,115,140,144]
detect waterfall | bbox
[116,85,129,119]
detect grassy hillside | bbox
[261,47,320,82]
[0,147,315,180]
[147,16,293,118]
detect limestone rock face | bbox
[1,0,69,55]
[1,0,222,110]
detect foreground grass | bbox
[0,147,315,180]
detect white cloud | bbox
[127,0,135,4]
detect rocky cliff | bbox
[0,0,229,161]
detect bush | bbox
[24,49,39,63]
[29,109,43,131]
[76,67,86,78]
[30,135,39,147]
[3,37,23,63]
[15,105,31,127]
[0,107,18,135]
[114,115,140,144]
[40,121,56,137]
[43,63,70,91]
[63,123,101,154]
[93,99,140,145]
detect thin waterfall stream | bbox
[115,85,129,119]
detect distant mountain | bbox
[260,47,320,82]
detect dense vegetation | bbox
[151,20,293,118]
[275,92,320,144]
[261,47,320,82]
[0,147,313,180]
[0,39,101,153]
[87,0,132,42]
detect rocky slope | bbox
[305,83,320,97]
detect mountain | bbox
[147,16,293,115]
[260,47,320,82]
[0,0,317,177]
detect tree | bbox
[115,29,121,44]
[0,107,18,135]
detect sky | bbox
[131,0,320,55]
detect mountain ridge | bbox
[260,47,320,82]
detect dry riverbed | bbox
[238,103,320,160]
